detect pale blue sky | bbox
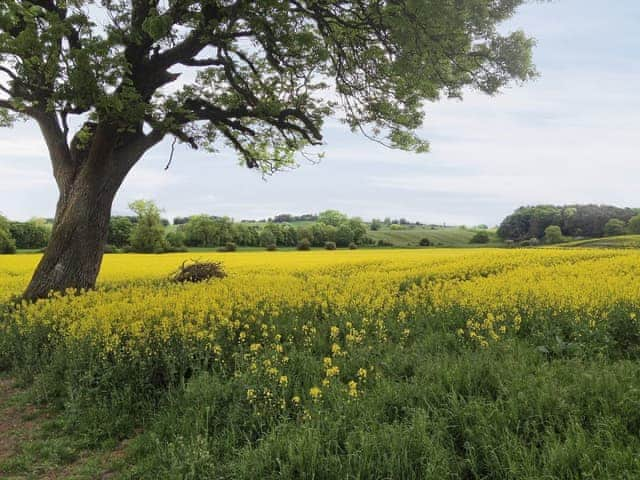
[1,0,639,225]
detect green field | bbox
[367,226,500,247]
[560,235,640,249]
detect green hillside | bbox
[366,226,501,247]
[560,235,640,249]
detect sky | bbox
[1,0,639,226]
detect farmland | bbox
[2,248,640,478]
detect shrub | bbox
[543,225,564,244]
[166,231,186,249]
[604,219,626,237]
[528,237,540,247]
[348,242,358,250]
[377,239,393,247]
[628,215,640,234]
[221,242,237,252]
[470,231,490,244]
[266,244,277,251]
[360,236,375,246]
[324,241,337,250]
[103,244,117,254]
[419,238,431,247]
[164,246,188,253]
[0,229,16,254]
[297,238,311,251]
[170,261,226,283]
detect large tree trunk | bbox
[23,116,162,300]
[23,156,123,301]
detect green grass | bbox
[0,374,126,479]
[559,234,640,249]
[367,226,501,247]
[5,301,640,478]
[120,337,640,479]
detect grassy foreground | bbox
[1,249,640,478]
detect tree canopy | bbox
[1,0,535,172]
[498,205,640,241]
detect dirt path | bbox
[0,376,129,479]
[0,377,44,467]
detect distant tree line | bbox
[1,203,499,255]
[102,204,372,253]
[498,205,640,242]
[171,209,370,250]
[0,215,51,253]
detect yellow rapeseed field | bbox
[1,248,639,413]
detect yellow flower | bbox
[309,386,322,401]
[279,375,288,386]
[325,366,340,377]
[347,380,358,398]
[246,388,256,402]
[330,325,340,339]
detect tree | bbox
[309,223,336,247]
[108,217,134,248]
[9,220,51,249]
[470,231,490,244]
[628,215,640,234]
[0,213,10,232]
[347,218,367,244]
[335,224,354,247]
[498,204,637,241]
[0,228,16,254]
[128,200,167,253]
[1,1,536,299]
[318,210,349,227]
[603,218,625,237]
[183,215,217,247]
[543,225,564,245]
[259,228,276,248]
[262,222,285,246]
[370,219,382,231]
[165,230,186,249]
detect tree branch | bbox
[34,113,75,191]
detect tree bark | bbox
[22,118,163,300]
[23,166,120,300]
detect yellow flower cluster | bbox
[1,248,639,414]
